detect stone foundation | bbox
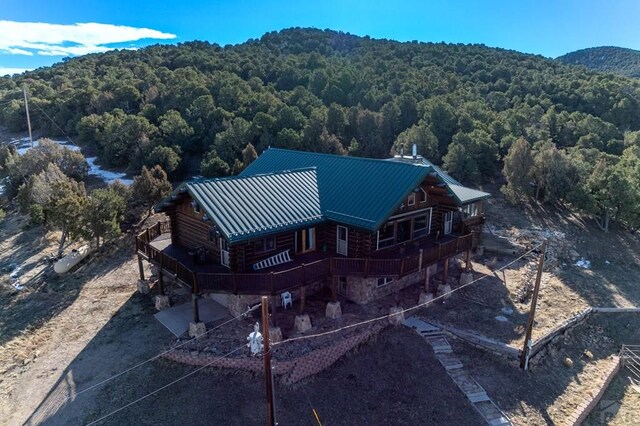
[189,322,206,338]
[325,302,342,319]
[440,284,452,299]
[155,295,170,310]
[344,268,426,305]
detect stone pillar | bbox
[269,327,283,343]
[189,321,206,338]
[459,271,473,286]
[388,306,405,325]
[155,294,170,310]
[136,279,150,294]
[441,284,452,299]
[294,314,312,333]
[419,292,434,306]
[325,301,342,319]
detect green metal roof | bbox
[388,155,490,204]
[172,169,323,243]
[241,148,431,231]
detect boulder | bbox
[440,284,452,299]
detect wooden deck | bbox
[136,222,475,296]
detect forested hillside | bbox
[1,28,640,229]
[557,46,640,78]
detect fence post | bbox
[364,258,369,278]
[400,258,405,277]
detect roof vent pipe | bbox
[412,144,417,159]
[400,147,404,158]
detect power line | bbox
[62,304,259,404]
[28,99,76,145]
[86,344,246,426]
[273,242,544,347]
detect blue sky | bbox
[2,0,640,75]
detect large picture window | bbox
[377,224,395,250]
[463,201,481,218]
[412,210,432,239]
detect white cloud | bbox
[0,67,31,76]
[0,20,176,57]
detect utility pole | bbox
[520,240,547,370]
[261,296,276,426]
[23,85,33,148]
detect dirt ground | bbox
[2,183,640,425]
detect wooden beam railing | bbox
[137,228,474,296]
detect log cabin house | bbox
[136,147,489,323]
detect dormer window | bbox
[408,193,416,206]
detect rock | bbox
[136,279,150,294]
[419,292,434,306]
[269,327,283,343]
[459,272,473,286]
[155,295,170,310]
[495,315,509,322]
[584,349,594,359]
[294,314,312,333]
[569,249,579,261]
[564,357,574,368]
[325,302,342,319]
[189,322,206,338]
[501,307,514,315]
[388,306,405,325]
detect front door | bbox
[220,239,230,268]
[337,225,348,256]
[443,211,453,235]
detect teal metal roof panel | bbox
[387,155,490,205]
[186,169,323,243]
[448,184,491,204]
[241,149,431,231]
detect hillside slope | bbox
[557,46,640,78]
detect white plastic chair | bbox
[281,291,292,309]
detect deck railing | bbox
[136,223,474,296]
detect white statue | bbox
[247,322,263,356]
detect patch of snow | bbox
[85,157,133,185]
[575,258,591,269]
[500,307,514,315]
[495,315,509,322]
[605,260,611,265]
[9,265,21,280]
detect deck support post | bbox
[137,254,145,280]
[331,276,337,302]
[443,257,449,284]
[192,293,200,323]
[270,296,278,327]
[299,285,306,314]
[465,249,471,272]
[158,270,165,296]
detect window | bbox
[209,228,217,243]
[412,210,432,239]
[255,237,276,254]
[463,201,481,218]
[296,227,316,253]
[396,219,412,243]
[408,192,416,206]
[377,224,395,250]
[377,277,394,287]
[420,188,428,204]
[192,201,201,214]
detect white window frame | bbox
[376,224,395,250]
[296,227,316,253]
[408,192,416,206]
[336,225,348,256]
[420,188,428,204]
[463,201,480,218]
